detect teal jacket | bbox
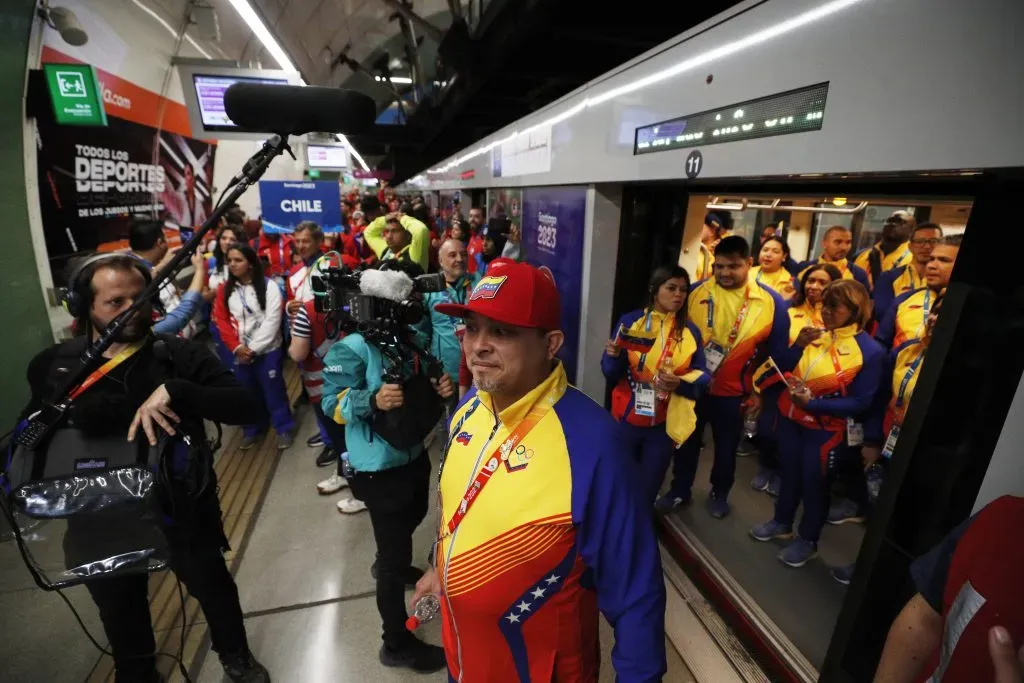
[422,273,480,379]
[321,333,424,472]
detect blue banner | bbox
[523,186,587,383]
[258,180,343,234]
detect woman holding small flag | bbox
[601,266,711,506]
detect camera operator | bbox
[23,254,270,683]
[320,264,454,673]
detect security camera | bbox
[39,5,88,47]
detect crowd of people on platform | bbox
[28,190,1013,683]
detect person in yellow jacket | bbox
[750,237,797,301]
[749,263,843,496]
[750,280,884,569]
[363,210,431,272]
[852,210,915,287]
[602,265,711,504]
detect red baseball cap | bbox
[435,261,561,330]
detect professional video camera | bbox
[309,259,450,448]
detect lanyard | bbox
[636,311,675,375]
[706,286,752,350]
[443,394,555,537]
[801,335,848,397]
[896,351,924,407]
[68,338,147,401]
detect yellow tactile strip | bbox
[87,363,303,683]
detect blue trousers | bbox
[210,323,236,370]
[773,418,849,544]
[618,422,676,505]
[232,347,295,437]
[754,387,783,472]
[669,394,745,500]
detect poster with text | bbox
[36,114,216,287]
[258,181,344,234]
[523,186,587,383]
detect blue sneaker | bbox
[750,468,773,492]
[831,564,855,585]
[827,499,866,525]
[655,494,690,514]
[750,519,794,542]
[707,492,731,519]
[766,473,782,498]
[778,538,819,568]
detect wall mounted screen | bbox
[176,64,301,141]
[634,82,829,155]
[306,144,348,168]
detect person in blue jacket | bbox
[422,238,480,383]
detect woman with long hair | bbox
[750,237,796,300]
[204,224,246,367]
[750,263,844,496]
[212,244,296,449]
[749,279,883,569]
[601,265,710,505]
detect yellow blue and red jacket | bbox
[873,264,927,323]
[687,278,789,397]
[876,287,936,350]
[854,241,912,287]
[752,302,825,393]
[601,308,710,426]
[776,323,884,434]
[750,266,796,300]
[865,338,926,445]
[438,363,666,682]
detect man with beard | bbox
[23,254,270,682]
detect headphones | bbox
[63,253,153,318]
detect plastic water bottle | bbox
[743,414,758,439]
[866,464,884,503]
[406,594,441,631]
[340,451,354,479]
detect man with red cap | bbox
[412,261,667,682]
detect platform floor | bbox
[1,380,695,682]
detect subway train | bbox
[403,0,1024,680]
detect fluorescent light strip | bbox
[130,0,213,59]
[225,0,296,71]
[337,134,370,171]
[428,0,866,174]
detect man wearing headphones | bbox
[22,253,271,683]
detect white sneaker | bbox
[337,497,367,514]
[316,473,349,496]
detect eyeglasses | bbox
[911,238,941,246]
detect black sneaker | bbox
[306,433,324,448]
[379,638,447,673]
[371,560,424,587]
[219,651,270,683]
[315,447,336,468]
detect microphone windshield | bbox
[224,83,377,135]
[359,269,413,303]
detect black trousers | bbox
[311,400,348,476]
[83,494,248,682]
[348,453,431,649]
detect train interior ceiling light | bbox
[425,0,867,175]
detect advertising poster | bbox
[486,188,523,238]
[523,186,588,383]
[35,113,216,287]
[258,181,344,234]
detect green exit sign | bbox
[43,63,107,127]
[308,169,321,179]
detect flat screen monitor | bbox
[176,64,301,140]
[306,144,348,168]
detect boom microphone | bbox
[359,269,414,303]
[224,83,377,135]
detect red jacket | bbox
[466,234,485,274]
[254,233,294,278]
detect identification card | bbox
[882,425,901,459]
[634,383,657,417]
[846,419,864,447]
[705,342,727,375]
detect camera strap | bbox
[67,338,147,401]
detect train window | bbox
[809,210,855,261]
[855,205,917,253]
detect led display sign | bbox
[634,82,829,155]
